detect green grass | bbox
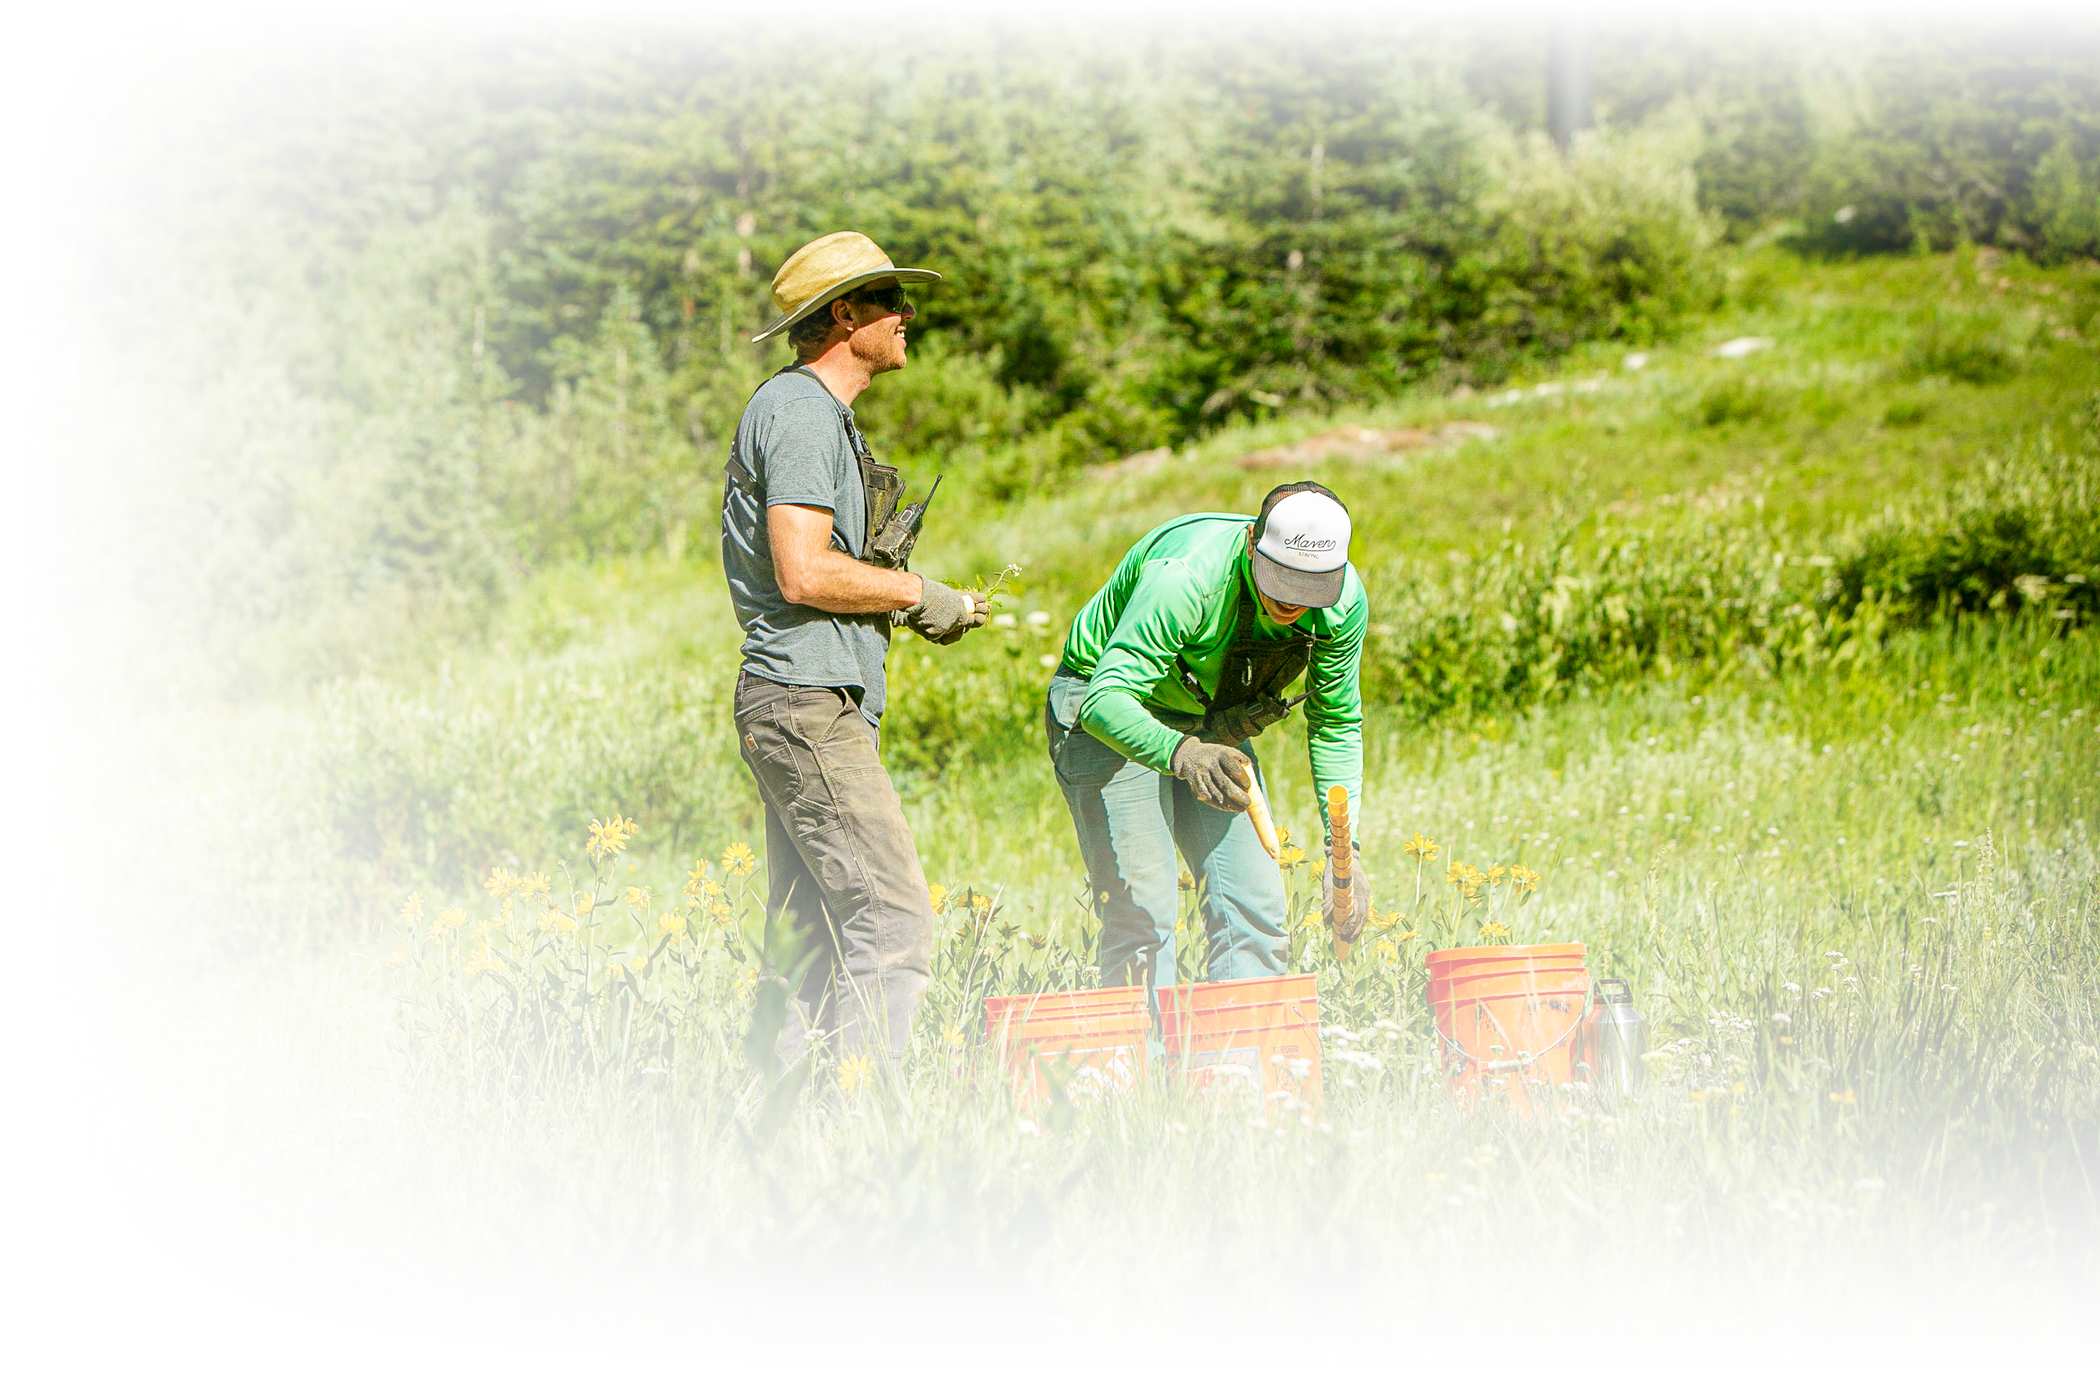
[153,245,2100,1296]
[363,617,2099,1285]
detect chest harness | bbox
[1137,519,1321,734]
[1170,586,1318,732]
[724,365,940,571]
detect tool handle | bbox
[1243,760,1280,860]
[1327,786,1356,958]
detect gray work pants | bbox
[733,671,934,1062]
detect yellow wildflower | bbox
[1828,1089,1857,1105]
[970,893,993,917]
[734,963,759,997]
[1402,833,1440,861]
[658,912,687,939]
[708,899,734,924]
[435,907,467,932]
[399,894,423,925]
[927,882,948,914]
[1275,826,1292,848]
[624,885,650,911]
[837,1054,874,1098]
[1369,909,1404,932]
[1447,862,1487,900]
[1278,845,1307,868]
[1486,864,1508,886]
[461,940,500,978]
[1310,858,1326,879]
[538,907,577,936]
[575,891,594,917]
[516,871,551,899]
[1481,920,1511,941]
[1372,936,1399,965]
[586,813,639,861]
[721,841,756,877]
[1510,865,1541,895]
[942,1022,966,1050]
[483,868,518,900]
[1177,869,1195,891]
[681,858,711,902]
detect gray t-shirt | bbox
[720,367,891,726]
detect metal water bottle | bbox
[1588,977,1647,1097]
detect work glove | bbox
[901,576,988,645]
[1204,696,1293,744]
[1322,845,1372,946]
[1170,738,1253,814]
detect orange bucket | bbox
[1426,945,1593,1114]
[1159,974,1323,1116]
[1426,943,1586,991]
[1431,966,1591,1005]
[985,986,1150,1103]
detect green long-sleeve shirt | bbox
[1059,513,1367,842]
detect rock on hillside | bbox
[1235,422,1497,472]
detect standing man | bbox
[721,231,989,1063]
[1045,482,1373,996]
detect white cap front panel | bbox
[1255,492,1351,576]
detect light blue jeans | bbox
[1044,670,1289,1001]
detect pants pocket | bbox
[787,686,882,779]
[1046,673,1128,789]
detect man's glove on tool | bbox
[1204,696,1292,743]
[1322,845,1372,944]
[1171,738,1253,813]
[902,576,987,645]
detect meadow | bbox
[111,244,2093,1314]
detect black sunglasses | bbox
[854,284,914,316]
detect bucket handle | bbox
[1431,979,1594,1074]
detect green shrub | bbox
[1689,66,1816,238]
[1794,30,2100,260]
[1828,457,2100,627]
[1473,114,1724,355]
[1901,314,2018,385]
[1361,446,2098,724]
[1691,379,1784,428]
[2034,138,2100,263]
[503,287,708,564]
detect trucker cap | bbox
[1250,483,1351,609]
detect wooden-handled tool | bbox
[1328,785,1357,960]
[1244,762,1281,860]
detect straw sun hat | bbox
[751,231,942,343]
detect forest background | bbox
[97,12,2100,696]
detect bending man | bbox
[1045,482,1373,995]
